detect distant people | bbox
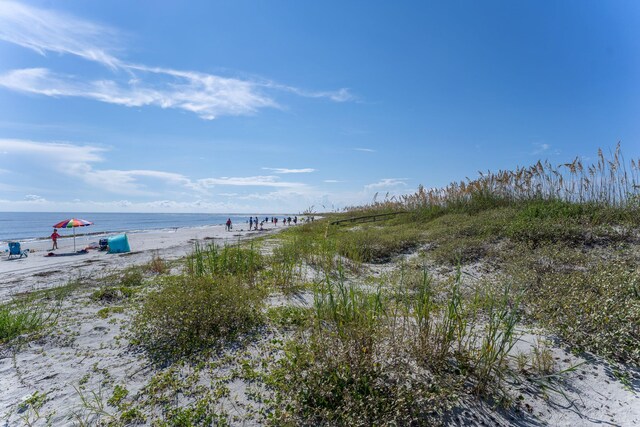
[249,217,253,230]
[275,217,278,226]
[293,216,298,225]
[226,218,232,231]
[287,216,292,225]
[50,228,60,250]
[255,217,259,230]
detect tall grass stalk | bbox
[348,144,639,213]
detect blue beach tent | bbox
[107,234,131,254]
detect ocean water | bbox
[0,212,282,243]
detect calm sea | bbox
[0,212,283,243]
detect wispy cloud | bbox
[0,68,277,120]
[0,1,122,69]
[530,142,560,156]
[0,1,353,119]
[0,138,106,162]
[364,178,408,191]
[0,139,308,196]
[262,167,316,174]
[323,179,342,183]
[24,194,46,203]
[271,84,354,102]
[531,143,550,155]
[193,176,305,189]
[354,147,376,153]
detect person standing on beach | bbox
[249,217,253,230]
[50,228,60,250]
[226,218,232,231]
[255,217,259,230]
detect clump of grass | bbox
[187,242,263,282]
[0,304,46,343]
[132,243,267,363]
[145,252,169,274]
[96,306,125,319]
[119,267,144,287]
[132,274,264,363]
[91,286,136,303]
[266,238,307,294]
[270,268,521,425]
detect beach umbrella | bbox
[52,218,93,252]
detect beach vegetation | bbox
[91,286,136,303]
[0,303,47,344]
[45,145,638,425]
[132,242,266,363]
[118,267,144,287]
[145,252,170,274]
[96,306,125,319]
[187,242,263,282]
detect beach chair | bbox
[8,242,28,259]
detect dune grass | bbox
[106,145,639,424]
[0,303,47,344]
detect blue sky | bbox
[0,1,638,213]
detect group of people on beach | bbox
[224,216,314,232]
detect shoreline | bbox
[0,224,224,246]
[0,213,310,245]
[0,222,288,302]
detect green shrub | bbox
[132,275,264,363]
[270,271,521,425]
[91,286,136,303]
[266,306,310,328]
[0,304,46,343]
[119,268,144,287]
[525,264,640,364]
[273,336,447,426]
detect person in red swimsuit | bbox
[51,228,60,250]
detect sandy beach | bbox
[0,223,281,302]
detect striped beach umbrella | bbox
[52,218,93,252]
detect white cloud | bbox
[531,143,550,155]
[0,2,353,120]
[24,194,46,202]
[271,84,354,102]
[0,139,310,197]
[354,148,376,153]
[262,167,316,174]
[194,176,305,189]
[0,138,104,160]
[0,68,277,120]
[323,179,342,183]
[0,1,122,69]
[364,178,408,191]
